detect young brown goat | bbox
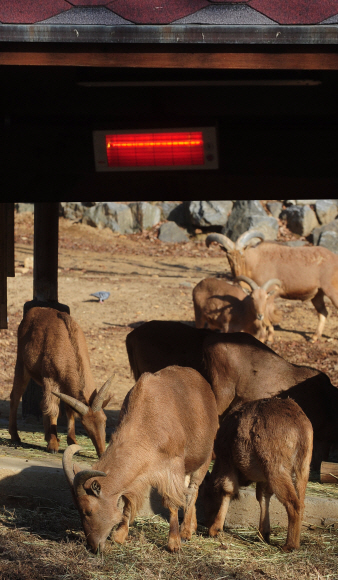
[9,307,113,456]
[63,366,219,554]
[202,398,313,552]
[193,276,281,343]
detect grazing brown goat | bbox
[201,398,313,552]
[63,366,219,553]
[126,321,338,469]
[206,229,338,342]
[193,276,282,343]
[9,307,113,456]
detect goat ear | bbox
[268,289,277,296]
[91,480,102,497]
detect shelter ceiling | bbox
[1,0,338,25]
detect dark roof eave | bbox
[1,24,338,45]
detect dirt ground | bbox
[2,210,338,580]
[2,210,338,426]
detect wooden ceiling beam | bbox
[1,48,338,70]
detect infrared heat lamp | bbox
[93,128,218,171]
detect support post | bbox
[22,202,69,420]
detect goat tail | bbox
[125,332,140,382]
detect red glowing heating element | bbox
[105,131,205,168]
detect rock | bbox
[158,221,189,243]
[82,202,133,234]
[315,199,338,225]
[157,202,181,220]
[318,230,338,254]
[280,205,319,237]
[157,202,188,228]
[222,200,278,241]
[311,219,338,246]
[129,202,161,232]
[60,202,86,221]
[188,200,233,227]
[15,203,34,213]
[284,240,307,247]
[285,200,318,206]
[266,201,282,219]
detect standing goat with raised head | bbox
[193,276,282,343]
[202,398,313,552]
[63,366,219,554]
[206,229,338,342]
[9,307,113,456]
[126,321,338,468]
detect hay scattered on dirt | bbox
[1,506,338,580]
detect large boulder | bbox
[280,205,319,237]
[285,199,318,206]
[315,199,338,226]
[15,203,34,213]
[188,200,233,228]
[158,221,189,243]
[318,230,338,254]
[60,202,86,221]
[266,201,282,219]
[129,202,161,232]
[311,219,338,246]
[222,200,278,241]
[82,202,134,234]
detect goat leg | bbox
[43,414,60,453]
[65,407,77,446]
[180,482,199,541]
[167,505,181,553]
[208,492,231,537]
[311,290,328,343]
[9,363,30,443]
[256,482,273,543]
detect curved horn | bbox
[74,470,107,498]
[62,444,82,488]
[235,275,259,291]
[91,375,115,412]
[236,230,265,250]
[52,392,89,417]
[205,234,235,252]
[262,278,282,292]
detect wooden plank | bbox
[320,461,338,484]
[0,204,8,329]
[6,203,15,277]
[1,50,338,69]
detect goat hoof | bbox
[208,527,221,538]
[167,538,181,553]
[281,544,296,553]
[48,448,59,454]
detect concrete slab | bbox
[1,455,338,528]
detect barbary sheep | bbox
[201,398,313,552]
[193,275,282,343]
[62,366,219,553]
[126,321,338,468]
[9,307,113,456]
[206,229,338,342]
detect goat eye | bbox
[83,509,92,517]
